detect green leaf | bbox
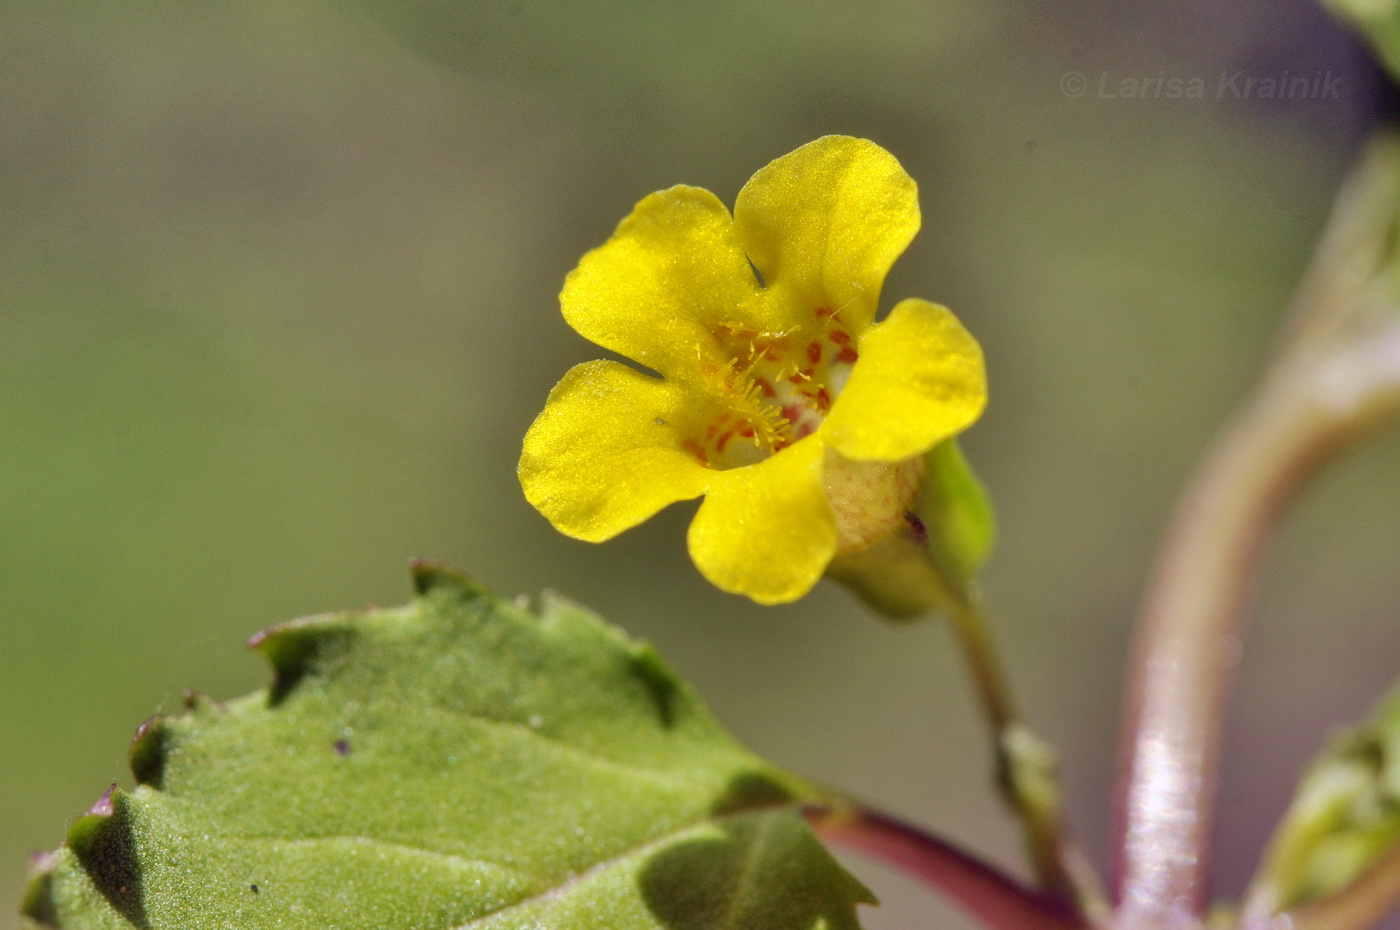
[1322,0,1400,82]
[22,563,873,930]
[1250,678,1400,912]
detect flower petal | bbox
[822,299,986,462]
[686,437,837,605]
[561,185,766,380]
[520,360,712,541]
[733,136,920,335]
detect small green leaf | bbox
[917,438,997,592]
[22,563,873,930]
[1322,0,1400,81]
[1250,679,1400,912]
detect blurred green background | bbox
[3,1,1399,927]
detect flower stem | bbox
[805,802,1089,930]
[946,593,1014,733]
[1111,136,1400,929]
[946,593,1105,916]
[832,530,1101,911]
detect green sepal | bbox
[22,562,874,930]
[916,437,997,594]
[1250,679,1400,912]
[826,437,995,621]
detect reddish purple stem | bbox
[806,805,1087,930]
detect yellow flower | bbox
[520,136,986,605]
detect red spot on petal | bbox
[738,426,755,438]
[836,346,859,364]
[754,377,775,397]
[682,440,710,467]
[806,342,822,365]
[716,431,734,453]
[829,330,851,345]
[816,388,832,411]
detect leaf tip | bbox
[20,850,60,927]
[627,642,686,729]
[409,559,487,600]
[248,614,355,703]
[82,784,117,822]
[181,689,226,713]
[129,716,171,788]
[29,849,58,873]
[64,787,147,926]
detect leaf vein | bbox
[224,834,544,885]
[451,803,796,930]
[460,712,720,792]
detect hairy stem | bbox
[806,803,1088,930]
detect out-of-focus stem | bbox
[1111,135,1400,930]
[1114,321,1400,930]
[1112,365,1329,928]
[806,803,1088,930]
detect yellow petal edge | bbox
[520,360,710,542]
[823,299,986,461]
[686,437,836,605]
[734,136,920,335]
